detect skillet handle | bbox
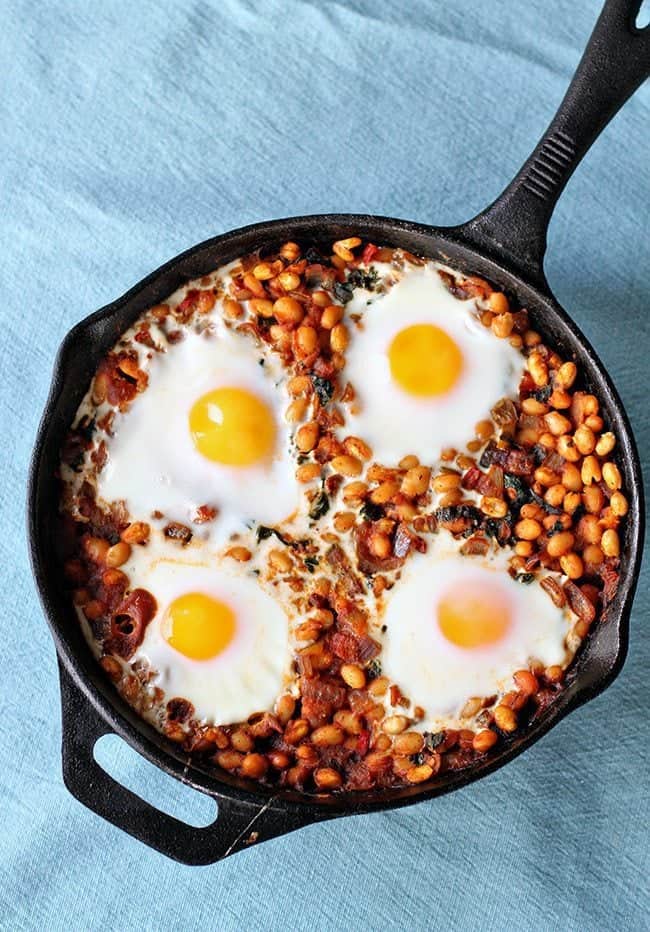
[58,662,318,864]
[457,0,650,287]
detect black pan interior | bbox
[29,213,644,816]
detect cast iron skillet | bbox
[29,0,648,864]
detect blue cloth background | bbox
[1,0,648,928]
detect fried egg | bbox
[127,539,291,724]
[343,263,524,463]
[380,539,573,731]
[97,322,298,546]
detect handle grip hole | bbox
[93,734,217,828]
[636,0,650,27]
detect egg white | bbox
[343,264,524,463]
[97,322,299,548]
[126,537,291,725]
[380,537,573,731]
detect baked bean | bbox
[284,719,310,745]
[368,676,389,697]
[560,553,584,580]
[295,325,318,357]
[433,472,461,494]
[602,462,622,491]
[393,731,425,755]
[601,528,620,557]
[287,374,312,396]
[488,292,509,314]
[240,753,268,779]
[340,663,366,689]
[582,485,605,514]
[276,694,296,725]
[314,767,343,790]
[473,730,498,752]
[330,454,362,477]
[401,466,431,497]
[491,312,513,338]
[406,764,433,784]
[269,549,292,573]
[494,705,517,732]
[274,296,304,325]
[321,304,344,329]
[595,432,616,457]
[370,480,399,504]
[557,435,580,462]
[547,531,575,558]
[216,750,243,771]
[311,725,345,747]
[545,411,572,436]
[121,522,150,545]
[106,541,131,568]
[581,455,602,485]
[574,425,596,455]
[481,497,508,518]
[296,463,321,482]
[344,436,372,460]
[277,270,301,291]
[230,729,254,753]
[610,491,629,517]
[555,361,577,388]
[280,241,301,261]
[515,518,542,541]
[382,715,410,735]
[330,323,349,353]
[333,512,356,532]
[296,421,320,452]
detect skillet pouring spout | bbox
[28,0,647,863]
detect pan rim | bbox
[27,211,645,816]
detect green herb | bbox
[547,520,565,535]
[504,473,529,509]
[515,572,535,584]
[256,525,291,546]
[484,518,508,540]
[366,659,382,680]
[309,491,330,521]
[333,281,354,304]
[348,266,379,291]
[304,556,319,574]
[531,385,552,403]
[530,489,562,515]
[311,375,334,406]
[360,501,384,522]
[424,731,445,750]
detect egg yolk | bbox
[163,593,236,660]
[388,323,463,397]
[437,583,511,648]
[189,387,276,466]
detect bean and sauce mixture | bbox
[58,237,625,794]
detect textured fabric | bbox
[1,0,648,929]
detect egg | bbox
[97,322,299,547]
[379,538,573,731]
[127,538,291,724]
[343,263,524,463]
